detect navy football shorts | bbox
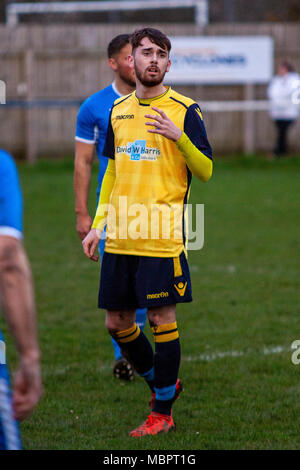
[98,250,192,310]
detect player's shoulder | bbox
[112,92,133,109]
[271,75,282,84]
[110,93,134,118]
[0,149,16,174]
[168,89,197,110]
[287,72,300,84]
[80,84,116,111]
[0,149,20,197]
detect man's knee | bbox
[147,304,176,327]
[105,310,135,335]
[147,311,160,328]
[105,315,120,336]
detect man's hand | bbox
[76,212,92,240]
[13,353,42,421]
[145,106,182,141]
[82,228,100,262]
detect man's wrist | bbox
[20,348,40,363]
[175,131,187,145]
[75,209,90,217]
[174,129,183,142]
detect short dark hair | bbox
[281,61,295,73]
[130,28,171,54]
[107,34,131,58]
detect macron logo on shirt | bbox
[116,114,134,120]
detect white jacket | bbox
[267,72,300,120]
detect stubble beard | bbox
[119,69,136,88]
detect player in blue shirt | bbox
[74,34,147,380]
[0,149,42,450]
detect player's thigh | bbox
[135,250,192,309]
[99,252,138,311]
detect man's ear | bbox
[128,54,134,68]
[166,58,171,73]
[108,57,117,72]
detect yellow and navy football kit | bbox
[93,86,212,309]
[92,87,213,418]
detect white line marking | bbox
[42,345,290,377]
[183,345,288,362]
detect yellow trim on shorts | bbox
[173,256,182,278]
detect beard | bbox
[134,63,167,88]
[118,69,136,88]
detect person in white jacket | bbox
[267,62,300,156]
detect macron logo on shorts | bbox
[147,291,169,300]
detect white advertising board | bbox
[167,36,274,84]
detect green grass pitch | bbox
[2,155,300,450]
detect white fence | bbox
[1,22,300,159]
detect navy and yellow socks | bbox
[151,322,181,416]
[114,324,155,391]
[112,321,181,416]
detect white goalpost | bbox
[6,1,209,26]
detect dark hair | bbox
[107,34,131,58]
[130,28,171,54]
[281,61,295,73]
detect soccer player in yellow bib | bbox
[82,28,213,437]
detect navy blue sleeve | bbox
[103,108,115,160]
[184,103,212,160]
[0,150,23,236]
